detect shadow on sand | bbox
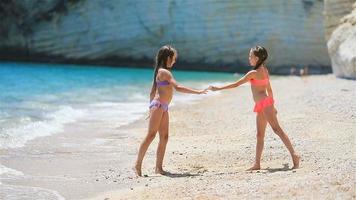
[162,171,201,178]
[264,163,294,173]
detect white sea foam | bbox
[0,164,24,186]
[86,101,148,127]
[0,164,24,178]
[0,106,87,149]
[0,184,65,200]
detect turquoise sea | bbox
[0,62,236,149]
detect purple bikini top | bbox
[156,80,170,87]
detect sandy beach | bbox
[1,75,355,200]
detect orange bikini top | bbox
[250,70,269,86]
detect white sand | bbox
[1,75,355,200]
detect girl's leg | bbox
[155,111,169,174]
[263,106,300,169]
[248,113,267,170]
[135,108,164,176]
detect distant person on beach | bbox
[300,66,309,76]
[134,45,208,176]
[290,66,297,75]
[209,46,300,170]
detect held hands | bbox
[208,85,220,91]
[197,85,220,94]
[198,88,208,94]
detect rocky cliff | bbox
[324,0,356,79]
[0,0,331,73]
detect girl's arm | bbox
[171,79,207,94]
[210,71,256,91]
[160,69,207,94]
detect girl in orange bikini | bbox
[209,46,300,170]
[134,45,208,176]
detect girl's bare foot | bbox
[247,164,261,171]
[134,164,142,177]
[155,168,167,175]
[292,154,301,169]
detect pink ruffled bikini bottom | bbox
[253,96,274,113]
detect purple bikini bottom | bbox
[149,99,169,112]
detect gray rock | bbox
[324,0,354,40]
[0,0,63,46]
[326,2,356,79]
[0,0,331,73]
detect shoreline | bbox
[0,54,332,74]
[0,75,355,199]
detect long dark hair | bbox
[151,45,177,92]
[251,46,268,70]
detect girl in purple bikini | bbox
[209,46,300,170]
[135,45,208,176]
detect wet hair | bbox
[251,46,268,70]
[151,45,177,91]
